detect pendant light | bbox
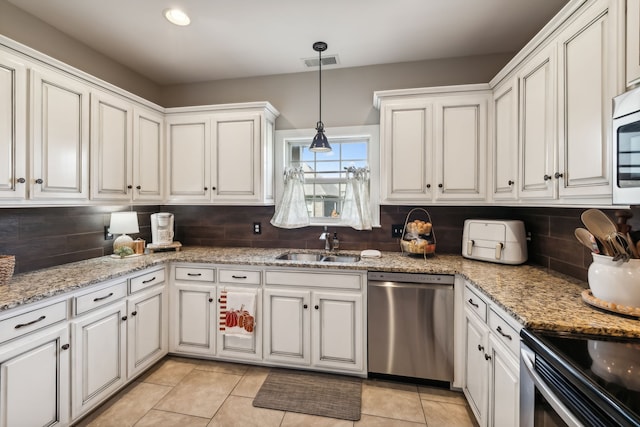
[309,41,331,152]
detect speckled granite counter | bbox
[1,246,638,338]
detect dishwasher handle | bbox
[368,281,453,291]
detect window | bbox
[275,125,380,227]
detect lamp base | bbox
[113,234,134,251]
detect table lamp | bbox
[109,212,139,251]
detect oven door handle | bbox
[521,348,584,427]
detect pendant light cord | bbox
[318,47,322,126]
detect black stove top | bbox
[522,329,640,426]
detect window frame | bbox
[274,125,380,228]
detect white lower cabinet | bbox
[127,283,168,379]
[170,265,217,356]
[216,268,262,361]
[0,322,70,427]
[463,283,520,427]
[263,269,365,375]
[71,299,127,419]
[263,288,310,365]
[71,268,168,421]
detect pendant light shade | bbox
[309,41,331,153]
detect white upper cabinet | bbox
[627,0,640,87]
[30,66,90,200]
[132,107,164,201]
[376,85,490,205]
[518,44,557,201]
[556,0,619,200]
[166,103,278,205]
[91,90,164,202]
[211,112,263,204]
[433,94,488,202]
[0,51,27,200]
[166,114,211,203]
[490,78,519,201]
[90,89,133,201]
[379,100,433,202]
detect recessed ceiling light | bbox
[164,8,191,26]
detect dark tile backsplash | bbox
[1,204,638,282]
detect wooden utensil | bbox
[574,228,599,253]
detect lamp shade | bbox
[310,123,331,152]
[109,212,139,234]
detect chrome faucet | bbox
[320,226,332,251]
[320,225,336,252]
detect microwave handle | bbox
[521,348,584,427]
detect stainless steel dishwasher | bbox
[367,271,454,382]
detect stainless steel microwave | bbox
[613,86,640,204]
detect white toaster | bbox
[462,219,527,265]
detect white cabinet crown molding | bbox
[373,83,491,109]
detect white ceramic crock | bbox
[588,253,640,308]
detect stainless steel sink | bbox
[322,255,361,263]
[275,252,360,263]
[275,253,325,262]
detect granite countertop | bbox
[1,246,638,338]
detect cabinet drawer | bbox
[75,281,127,315]
[219,269,261,285]
[265,270,362,290]
[464,286,487,321]
[0,300,67,343]
[489,309,520,356]
[130,268,166,293]
[175,267,215,282]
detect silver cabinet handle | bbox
[16,177,26,183]
[35,178,43,184]
[15,315,46,329]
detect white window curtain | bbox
[341,166,372,230]
[270,167,310,229]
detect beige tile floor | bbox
[75,356,478,427]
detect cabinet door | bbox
[491,79,519,201]
[434,94,488,201]
[518,45,557,200]
[380,101,433,203]
[489,336,519,427]
[211,112,262,204]
[0,52,27,200]
[166,115,211,202]
[170,282,216,355]
[557,0,616,199]
[627,0,640,87]
[463,309,489,427]
[0,323,70,427]
[263,288,310,365]
[133,107,164,201]
[216,286,262,361]
[71,300,127,419]
[311,291,363,372]
[30,67,90,200]
[90,90,133,201]
[127,284,168,379]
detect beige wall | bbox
[0,0,162,103]
[161,53,513,129]
[1,0,512,128]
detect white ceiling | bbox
[8,0,569,86]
